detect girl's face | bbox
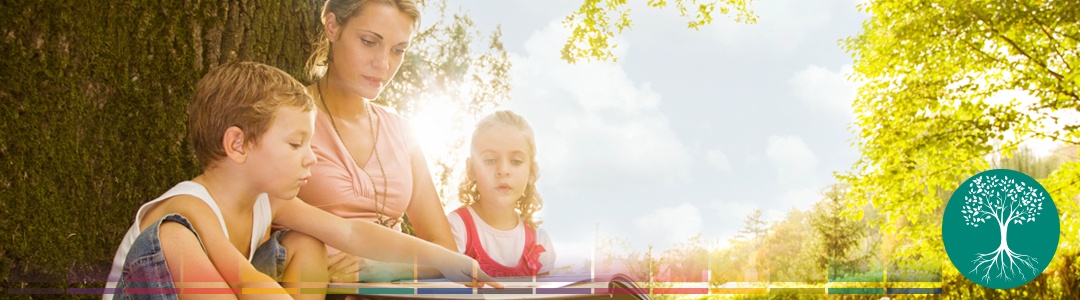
[470,125,533,209]
[248,106,318,200]
[326,2,415,100]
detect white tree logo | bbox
[960,174,1045,282]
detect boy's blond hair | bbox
[187,61,314,168]
[458,110,544,227]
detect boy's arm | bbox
[148,196,294,299]
[271,197,501,287]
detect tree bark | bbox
[0,0,320,290]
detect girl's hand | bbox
[437,254,503,288]
[327,252,360,283]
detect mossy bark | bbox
[0,1,319,297]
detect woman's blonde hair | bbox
[458,110,544,227]
[305,0,421,82]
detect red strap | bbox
[452,206,545,277]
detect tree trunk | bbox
[999,222,1009,250]
[0,0,320,291]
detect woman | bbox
[298,0,454,282]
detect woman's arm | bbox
[392,142,461,279]
[272,197,501,287]
[405,142,458,251]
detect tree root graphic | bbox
[969,245,1038,283]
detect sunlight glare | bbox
[409,93,485,212]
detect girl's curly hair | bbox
[458,110,543,227]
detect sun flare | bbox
[408,91,490,212]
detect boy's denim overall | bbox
[111,213,288,300]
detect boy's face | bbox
[248,106,317,200]
[470,125,532,208]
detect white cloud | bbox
[766,135,818,185]
[633,203,703,247]
[547,236,595,273]
[708,0,833,52]
[790,64,857,118]
[502,21,691,189]
[707,200,760,240]
[779,187,822,213]
[706,149,733,174]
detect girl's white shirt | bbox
[447,206,555,274]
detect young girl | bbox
[450,110,556,277]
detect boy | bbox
[104,62,498,300]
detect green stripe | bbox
[828,288,884,294]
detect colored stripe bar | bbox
[595,288,649,295]
[125,287,179,294]
[770,288,826,294]
[417,288,473,294]
[887,288,942,294]
[356,287,414,295]
[479,288,533,294]
[67,288,106,294]
[7,288,65,294]
[184,287,236,294]
[536,288,592,294]
[710,288,768,294]
[652,287,709,294]
[828,288,884,294]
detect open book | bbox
[327,273,650,299]
[330,274,587,289]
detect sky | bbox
[408,0,872,269]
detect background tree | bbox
[758,208,824,283]
[0,1,320,294]
[657,233,710,283]
[0,0,508,296]
[735,208,767,249]
[809,183,879,282]
[840,0,1079,283]
[560,0,757,63]
[709,238,753,286]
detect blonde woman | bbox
[297,0,455,282]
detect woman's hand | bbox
[436,254,503,288]
[327,252,360,283]
[357,258,412,282]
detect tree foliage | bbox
[843,1,1080,295]
[809,184,880,282]
[840,0,1080,264]
[561,0,757,63]
[378,2,511,209]
[759,208,824,283]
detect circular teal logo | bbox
[942,169,1059,289]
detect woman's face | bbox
[326,2,415,100]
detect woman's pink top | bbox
[297,103,419,249]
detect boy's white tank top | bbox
[103,181,272,298]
